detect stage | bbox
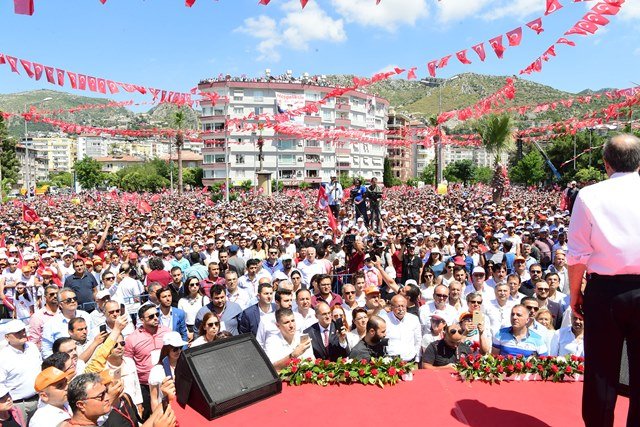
[172,370,630,426]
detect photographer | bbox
[366,177,383,232]
[399,238,421,285]
[350,178,369,227]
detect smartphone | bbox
[472,310,484,326]
[112,368,122,380]
[99,324,107,334]
[334,317,344,331]
[300,333,310,343]
[162,397,169,413]
[120,303,126,316]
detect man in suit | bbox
[534,280,563,330]
[303,302,349,361]
[238,282,275,336]
[156,287,188,342]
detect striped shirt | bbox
[492,327,548,357]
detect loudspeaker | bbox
[175,334,282,420]
[618,340,630,397]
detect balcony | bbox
[336,103,351,112]
[335,147,350,155]
[303,116,321,125]
[336,161,350,169]
[304,161,321,169]
[304,145,322,154]
[304,176,322,183]
[335,118,351,127]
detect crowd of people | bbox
[0,170,587,426]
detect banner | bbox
[276,92,306,124]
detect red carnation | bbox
[398,369,406,376]
[360,359,368,365]
[359,369,365,376]
[324,360,330,367]
[371,368,379,376]
[291,366,298,373]
[304,371,313,379]
[471,342,480,351]
[577,365,585,373]
[497,355,505,362]
[525,362,533,369]
[328,372,335,378]
[537,364,544,372]
[291,358,300,364]
[315,359,322,365]
[515,362,523,370]
[306,357,313,362]
[388,367,397,376]
[345,371,351,378]
[551,364,559,373]
[507,365,515,372]
[565,366,573,374]
[497,366,504,373]
[317,373,325,379]
[507,355,514,360]
[570,355,578,362]
[461,360,469,368]
[484,366,491,373]
[399,361,406,367]
[473,362,480,369]
[460,355,466,362]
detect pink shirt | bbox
[28,306,58,348]
[124,325,170,385]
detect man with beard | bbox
[349,315,387,360]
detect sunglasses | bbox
[61,297,78,304]
[448,329,463,335]
[145,313,158,319]
[435,293,448,298]
[114,340,126,348]
[103,277,115,281]
[206,322,220,327]
[469,300,482,304]
[53,379,69,390]
[46,292,57,297]
[83,390,108,402]
[531,270,542,274]
[107,309,120,315]
[343,291,355,295]
[188,282,200,287]
[170,347,182,352]
[537,288,550,292]
[525,305,540,311]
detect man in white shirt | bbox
[341,284,360,322]
[296,247,324,289]
[294,289,317,330]
[464,267,496,303]
[225,270,252,310]
[237,259,262,296]
[0,320,42,421]
[42,288,93,358]
[264,308,313,370]
[382,295,421,362]
[256,289,303,349]
[485,283,515,335]
[419,284,458,333]
[29,367,73,427]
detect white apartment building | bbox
[197,77,389,186]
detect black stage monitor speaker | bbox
[618,340,630,397]
[175,334,282,420]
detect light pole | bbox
[24,97,52,196]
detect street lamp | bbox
[419,76,459,184]
[24,97,52,196]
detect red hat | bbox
[128,252,138,260]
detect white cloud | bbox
[436,0,543,23]
[480,0,544,22]
[234,1,346,62]
[331,0,429,31]
[619,0,640,20]
[436,0,491,23]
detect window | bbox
[235,154,245,164]
[253,90,263,102]
[279,140,294,150]
[306,170,319,178]
[254,107,263,115]
[215,155,226,163]
[305,154,320,163]
[233,107,244,115]
[279,154,296,165]
[279,169,296,179]
[214,109,224,116]
[233,90,243,101]
[322,110,332,121]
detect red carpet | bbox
[172,370,630,426]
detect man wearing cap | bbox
[170,247,190,273]
[29,367,73,427]
[64,258,99,312]
[0,319,42,421]
[29,284,60,350]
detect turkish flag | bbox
[471,43,486,61]
[545,0,562,15]
[506,27,523,46]
[138,200,152,214]
[489,36,505,58]
[258,0,271,4]
[14,0,34,15]
[456,50,472,65]
[438,55,452,68]
[576,20,599,34]
[407,67,417,80]
[544,45,557,57]
[556,37,576,46]
[327,206,338,234]
[107,80,119,94]
[427,60,437,77]
[533,58,542,72]
[0,54,5,65]
[592,2,620,15]
[22,204,40,223]
[20,59,34,78]
[316,184,329,210]
[120,83,136,92]
[56,69,65,86]
[88,76,98,92]
[97,78,107,94]
[68,72,78,88]
[150,194,161,203]
[583,12,610,26]
[300,0,309,7]
[6,56,20,73]
[78,74,87,90]
[565,27,588,36]
[33,63,44,80]
[44,66,55,84]
[526,18,544,34]
[161,90,167,103]
[186,0,196,6]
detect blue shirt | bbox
[492,326,548,357]
[171,258,190,275]
[41,310,93,358]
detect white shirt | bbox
[112,277,145,314]
[485,300,515,335]
[264,331,314,364]
[29,402,72,427]
[41,310,93,358]
[297,259,324,288]
[227,288,252,310]
[550,326,584,357]
[418,302,458,333]
[0,342,42,400]
[294,308,318,331]
[381,311,421,362]
[568,172,640,274]
[256,311,303,349]
[464,283,497,303]
[178,295,210,326]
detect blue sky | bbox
[1,0,639,110]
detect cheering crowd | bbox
[0,179,585,426]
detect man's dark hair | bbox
[603,134,640,172]
[489,237,499,245]
[317,274,331,285]
[246,259,260,268]
[545,272,560,281]
[156,287,172,300]
[529,263,542,272]
[148,257,164,271]
[210,284,226,298]
[275,289,292,303]
[138,303,156,320]
[502,240,513,252]
[296,288,311,298]
[170,266,182,274]
[520,296,537,305]
[366,315,385,334]
[42,352,70,371]
[275,308,294,324]
[52,337,74,354]
[189,252,202,265]
[258,282,273,294]
[68,373,102,412]
[68,317,86,332]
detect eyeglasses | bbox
[103,277,115,281]
[435,293,448,298]
[145,313,158,319]
[537,288,550,292]
[343,291,355,295]
[206,322,220,327]
[53,379,68,390]
[269,251,278,255]
[525,305,540,312]
[46,292,57,297]
[107,309,120,315]
[189,282,200,287]
[170,347,182,352]
[61,297,78,304]
[531,270,542,274]
[468,300,482,304]
[473,273,485,277]
[448,329,463,335]
[83,390,108,402]
[114,340,126,348]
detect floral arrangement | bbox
[455,354,585,383]
[279,357,418,387]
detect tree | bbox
[474,114,514,203]
[509,150,546,186]
[383,157,395,188]
[74,157,104,190]
[339,174,353,190]
[420,160,436,185]
[182,167,203,188]
[444,160,476,185]
[173,109,186,194]
[49,171,73,188]
[574,167,605,183]
[474,166,492,184]
[271,179,284,192]
[0,113,20,183]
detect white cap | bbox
[472,266,486,275]
[3,319,27,335]
[273,271,289,281]
[163,331,188,348]
[96,290,111,300]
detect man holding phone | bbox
[265,308,314,370]
[302,302,349,361]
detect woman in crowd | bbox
[148,332,188,412]
[436,261,456,287]
[425,248,445,278]
[251,238,267,261]
[347,307,368,350]
[104,333,143,415]
[418,267,437,302]
[13,281,35,320]
[178,276,210,339]
[190,312,222,347]
[536,308,555,332]
[331,305,349,331]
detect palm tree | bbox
[474,114,514,204]
[173,110,186,194]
